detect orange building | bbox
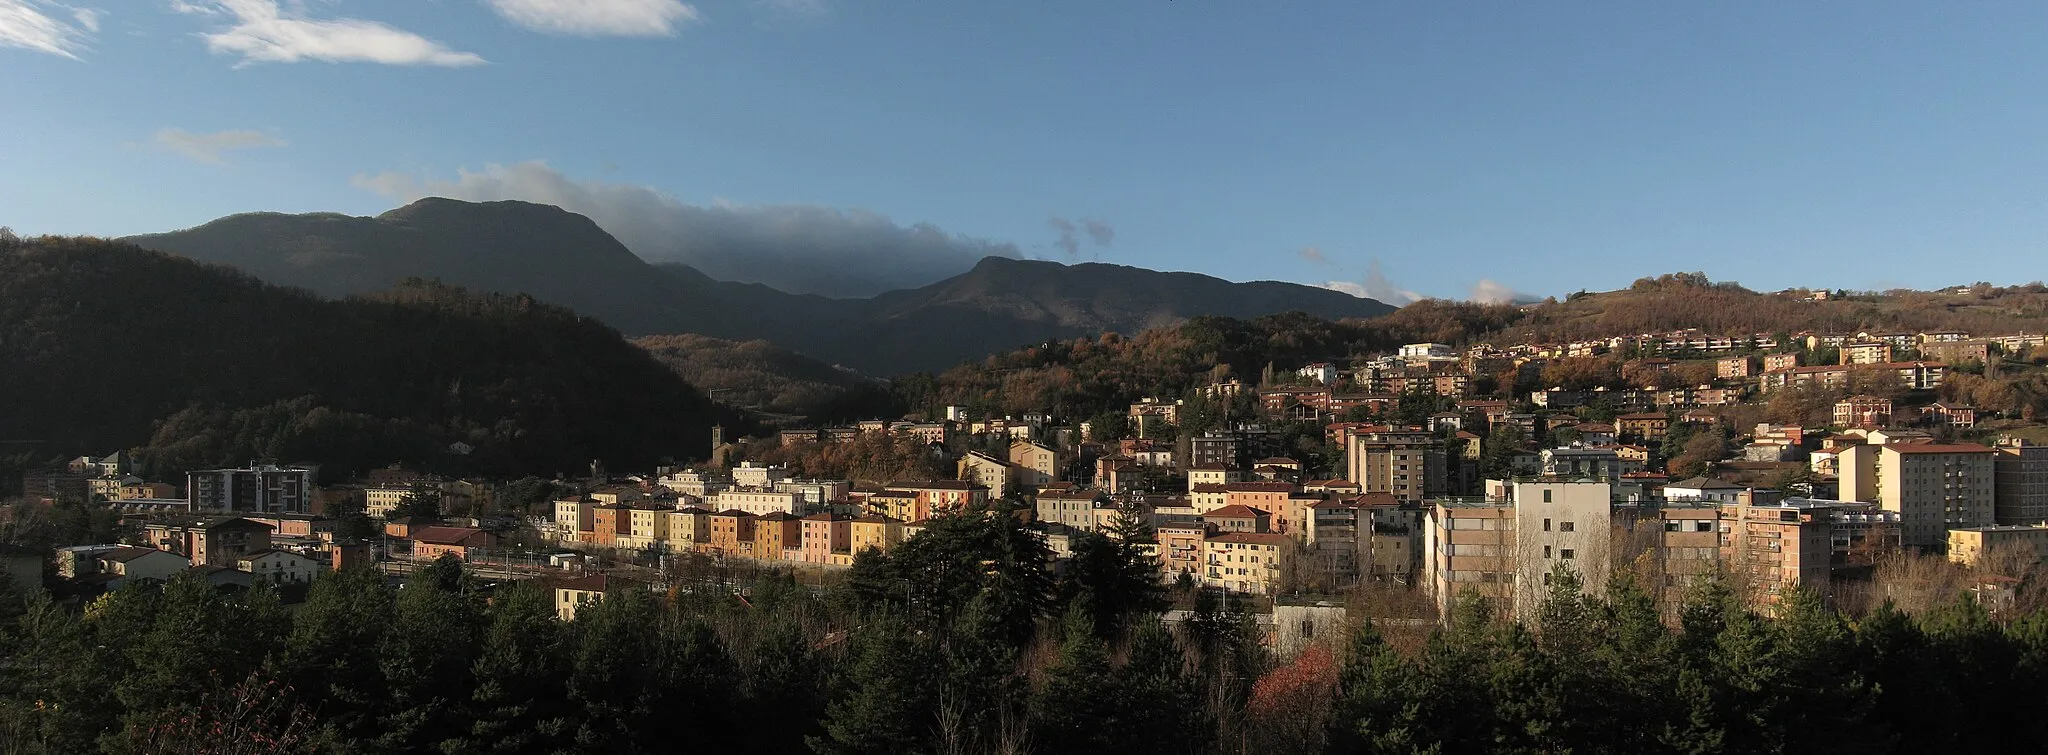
[753,511,803,561]
[588,504,628,548]
[411,526,497,561]
[708,510,756,557]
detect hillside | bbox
[124,200,1398,373]
[0,235,731,482]
[632,334,895,422]
[1456,273,2048,344]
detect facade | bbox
[1008,441,1061,489]
[708,510,757,556]
[412,526,497,561]
[1833,395,1893,428]
[186,465,315,514]
[1838,443,1996,548]
[849,514,905,555]
[1346,430,1445,505]
[752,512,803,562]
[1202,532,1293,595]
[1615,413,1671,441]
[1540,447,1642,480]
[238,550,322,584]
[1840,341,1895,365]
[1202,504,1272,534]
[1036,489,1105,530]
[1718,501,1835,604]
[800,513,853,564]
[711,490,803,517]
[553,574,619,621]
[1995,438,2048,525]
[142,515,275,567]
[1948,525,2048,567]
[1424,480,1613,619]
[957,451,1012,499]
[1763,353,1801,372]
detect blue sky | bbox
[5,1,2048,300]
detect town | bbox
[15,324,2048,623]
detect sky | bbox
[5,1,2048,300]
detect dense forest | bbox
[0,235,737,483]
[2,507,2045,754]
[632,334,896,423]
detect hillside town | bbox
[16,326,2048,626]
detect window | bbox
[1543,489,1553,503]
[1560,521,1575,532]
[1695,521,1713,532]
[1665,521,1680,532]
[1301,620,1315,638]
[1543,572,1552,585]
[1544,518,1552,531]
[1543,545,1552,559]
[1560,549,1576,560]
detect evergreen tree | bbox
[277,565,395,745]
[457,580,570,753]
[812,613,937,755]
[1030,602,1126,753]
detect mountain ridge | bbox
[122,198,1398,373]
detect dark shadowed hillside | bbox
[632,334,895,422]
[0,235,731,481]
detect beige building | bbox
[956,451,1012,499]
[1718,501,1834,605]
[1008,441,1060,489]
[711,489,802,517]
[1423,480,1614,619]
[1201,532,1293,595]
[1838,443,1996,548]
[1948,525,2048,568]
[1346,430,1444,505]
[1995,438,2048,526]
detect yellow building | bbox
[1949,525,2048,568]
[1201,532,1294,595]
[849,514,905,556]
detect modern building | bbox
[1948,525,2048,568]
[1423,480,1614,619]
[141,515,275,567]
[1202,532,1294,595]
[1346,429,1445,505]
[186,464,315,515]
[1994,438,2048,526]
[1838,443,1996,548]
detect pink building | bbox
[800,513,853,564]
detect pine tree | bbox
[459,580,570,753]
[811,613,937,755]
[276,565,395,745]
[1030,602,1125,753]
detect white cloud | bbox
[1319,257,1421,305]
[1297,246,1328,266]
[69,7,97,32]
[1469,279,1524,305]
[485,0,698,37]
[351,160,1019,297]
[187,0,485,66]
[155,127,286,163]
[0,0,95,59]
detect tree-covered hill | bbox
[0,234,732,481]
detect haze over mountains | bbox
[124,199,1398,374]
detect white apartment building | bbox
[1838,443,1996,548]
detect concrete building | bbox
[1540,446,1643,480]
[711,489,803,517]
[1008,441,1061,489]
[238,550,322,584]
[1948,525,2048,568]
[1718,500,1836,604]
[1202,532,1293,595]
[957,451,1012,499]
[800,513,853,564]
[732,462,792,490]
[141,515,274,567]
[848,514,905,556]
[186,464,315,515]
[1838,443,1996,548]
[1423,480,1614,619]
[1995,438,2048,526]
[1346,430,1445,505]
[1833,395,1893,428]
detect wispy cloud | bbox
[1297,246,1328,266]
[352,160,1018,297]
[0,0,97,59]
[155,127,286,163]
[181,0,485,66]
[1047,216,1113,259]
[1317,257,1422,305]
[485,0,698,37]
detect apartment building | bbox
[1995,438,2048,525]
[1346,430,1445,505]
[1948,525,2048,568]
[186,464,314,515]
[1202,532,1293,595]
[1839,443,1996,548]
[1718,500,1834,604]
[711,489,803,517]
[1008,441,1060,489]
[1833,395,1893,428]
[1424,480,1613,619]
[957,451,1012,499]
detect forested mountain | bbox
[632,334,895,422]
[0,235,731,481]
[124,199,1398,373]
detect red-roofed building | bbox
[1202,504,1271,534]
[1202,532,1295,594]
[412,526,496,561]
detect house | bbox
[141,515,274,567]
[411,526,497,561]
[1833,395,1892,428]
[1037,488,1106,530]
[1924,403,1978,429]
[1202,504,1272,534]
[708,510,757,557]
[1680,409,1720,426]
[554,574,627,621]
[90,545,191,585]
[1615,413,1671,441]
[237,550,321,584]
[1716,356,1760,379]
[1762,353,1801,372]
[1571,423,1617,446]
